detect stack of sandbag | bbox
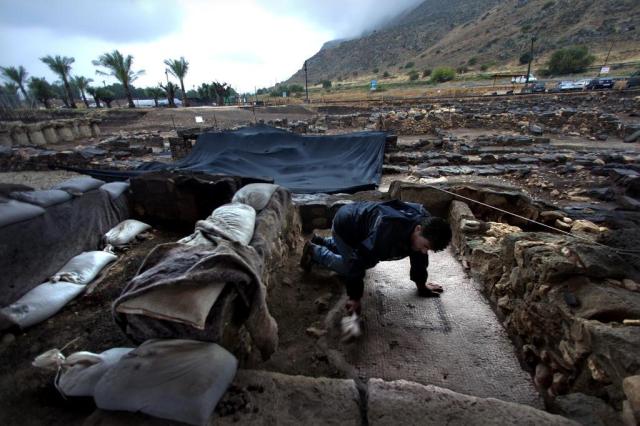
[33,339,237,426]
[0,251,116,330]
[113,200,278,360]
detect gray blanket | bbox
[112,187,294,361]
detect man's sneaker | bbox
[311,233,326,246]
[300,241,315,272]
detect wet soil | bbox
[0,230,182,426]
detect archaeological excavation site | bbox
[1,88,640,426]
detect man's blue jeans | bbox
[310,231,366,299]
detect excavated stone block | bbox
[623,375,640,420]
[91,123,101,137]
[213,370,361,425]
[78,123,92,138]
[26,124,46,146]
[551,392,621,426]
[55,122,75,142]
[41,124,58,144]
[367,379,578,425]
[0,130,11,147]
[70,120,81,138]
[10,127,29,145]
[388,181,454,218]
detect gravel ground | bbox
[0,171,83,190]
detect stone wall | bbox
[441,191,640,417]
[0,118,101,148]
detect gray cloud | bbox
[0,0,184,43]
[265,0,425,38]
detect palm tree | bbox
[40,55,77,108]
[164,57,189,106]
[86,87,101,108]
[0,65,30,104]
[145,87,164,107]
[72,76,93,108]
[0,82,20,108]
[92,50,144,108]
[159,81,178,107]
[28,77,54,109]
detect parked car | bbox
[574,79,592,90]
[521,82,546,93]
[558,81,581,91]
[586,78,614,90]
[627,72,640,89]
[512,74,537,84]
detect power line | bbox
[425,185,640,256]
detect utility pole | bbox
[525,36,536,84]
[598,40,615,77]
[304,60,309,103]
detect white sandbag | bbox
[232,183,279,211]
[0,281,85,329]
[94,339,238,426]
[207,202,256,245]
[51,251,117,285]
[104,219,151,247]
[33,347,134,397]
[53,176,105,196]
[99,181,130,200]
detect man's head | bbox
[410,217,452,254]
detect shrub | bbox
[542,1,554,10]
[547,46,595,74]
[373,68,379,74]
[289,84,304,93]
[404,61,415,69]
[322,80,332,89]
[468,57,478,66]
[456,66,468,74]
[431,67,456,83]
[407,70,419,81]
[383,71,391,78]
[519,52,532,65]
[480,64,489,71]
[422,69,432,77]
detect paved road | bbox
[340,248,542,407]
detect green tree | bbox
[51,82,70,107]
[547,46,595,75]
[405,62,415,69]
[86,87,101,108]
[519,52,532,65]
[383,71,391,78]
[95,87,115,108]
[164,57,189,106]
[145,87,164,107]
[431,67,456,83]
[159,81,178,107]
[0,65,30,104]
[93,50,144,108]
[40,55,76,108]
[72,76,93,108]
[422,69,432,77]
[407,70,419,81]
[322,80,332,89]
[0,82,20,108]
[28,77,54,108]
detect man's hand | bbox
[346,299,361,315]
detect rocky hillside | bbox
[287,0,640,84]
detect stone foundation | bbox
[0,118,101,148]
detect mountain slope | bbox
[286,0,640,84]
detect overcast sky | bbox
[0,0,423,94]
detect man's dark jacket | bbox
[333,200,430,299]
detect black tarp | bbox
[76,126,387,194]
